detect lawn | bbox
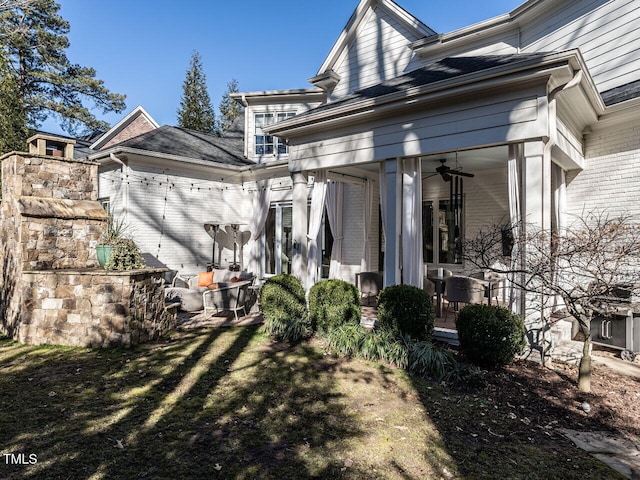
[0,326,625,479]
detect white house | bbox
[87,0,640,316]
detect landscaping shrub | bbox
[103,237,145,271]
[410,340,459,380]
[309,279,361,334]
[260,274,310,343]
[325,323,366,357]
[456,304,526,367]
[360,327,409,368]
[376,285,434,340]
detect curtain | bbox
[507,153,521,314]
[402,158,423,288]
[361,179,373,272]
[326,180,344,279]
[248,180,272,279]
[306,171,327,289]
[379,162,387,239]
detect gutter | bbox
[109,153,129,220]
[544,69,584,165]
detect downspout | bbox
[544,70,583,160]
[240,94,249,159]
[109,153,129,221]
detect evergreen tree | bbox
[0,0,126,135]
[0,51,28,153]
[177,51,215,134]
[217,78,241,136]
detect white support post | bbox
[291,172,308,287]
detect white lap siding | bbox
[121,163,252,274]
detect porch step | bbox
[433,327,459,346]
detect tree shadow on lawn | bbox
[0,327,370,479]
[408,359,630,480]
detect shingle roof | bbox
[601,79,640,106]
[302,54,549,116]
[114,111,253,167]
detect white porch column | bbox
[522,140,553,364]
[291,172,308,286]
[382,159,402,287]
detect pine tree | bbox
[0,0,126,135]
[217,78,241,136]
[0,51,28,153]
[177,51,215,134]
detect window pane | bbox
[422,201,434,263]
[264,145,274,155]
[438,198,463,264]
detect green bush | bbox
[309,279,361,334]
[260,274,310,343]
[456,304,526,367]
[376,285,434,340]
[104,237,145,271]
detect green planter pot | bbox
[96,245,113,268]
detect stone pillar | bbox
[291,172,308,285]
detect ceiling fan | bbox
[434,159,474,182]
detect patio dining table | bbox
[427,274,503,318]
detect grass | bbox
[0,328,624,479]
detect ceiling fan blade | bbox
[422,173,439,180]
[450,170,474,178]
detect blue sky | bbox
[45,0,523,135]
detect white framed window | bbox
[99,197,111,215]
[255,112,295,156]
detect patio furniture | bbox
[355,271,383,306]
[203,278,254,320]
[443,275,486,321]
[469,271,506,305]
[426,268,453,317]
[166,268,253,313]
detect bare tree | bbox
[463,211,640,392]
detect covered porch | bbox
[264,50,600,333]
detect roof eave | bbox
[268,51,596,137]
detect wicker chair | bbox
[202,279,253,320]
[443,275,486,321]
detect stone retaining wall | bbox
[18,268,174,347]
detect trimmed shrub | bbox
[376,285,435,340]
[410,340,458,380]
[456,304,526,367]
[309,279,361,334]
[260,274,310,343]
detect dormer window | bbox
[255,112,295,155]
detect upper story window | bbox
[255,112,295,155]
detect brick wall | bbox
[101,115,156,150]
[567,121,640,218]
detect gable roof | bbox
[90,106,159,150]
[314,0,436,79]
[101,111,253,167]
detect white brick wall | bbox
[567,120,640,219]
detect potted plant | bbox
[96,215,128,268]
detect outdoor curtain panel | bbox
[306,171,327,289]
[249,180,272,278]
[326,180,344,279]
[361,178,374,273]
[507,149,521,314]
[402,158,423,288]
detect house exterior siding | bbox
[331,4,424,99]
[566,118,640,218]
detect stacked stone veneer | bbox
[0,148,175,347]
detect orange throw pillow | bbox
[198,271,214,287]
